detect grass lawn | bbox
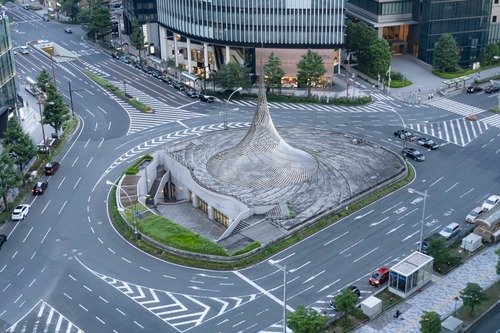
[455,280,500,326]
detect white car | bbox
[482,195,500,211]
[465,206,484,223]
[11,204,30,221]
[439,222,461,240]
[19,46,29,54]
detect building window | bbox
[494,16,498,23]
[496,0,499,4]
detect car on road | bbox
[185,90,198,99]
[466,85,482,93]
[394,129,416,141]
[172,81,186,91]
[63,27,72,34]
[329,285,361,310]
[0,235,6,249]
[11,204,30,221]
[369,267,389,287]
[119,56,131,64]
[416,137,438,150]
[161,76,172,84]
[465,206,484,223]
[199,95,215,103]
[482,195,500,211]
[22,4,29,9]
[402,147,425,161]
[484,84,500,93]
[20,46,29,54]
[439,222,461,240]
[111,52,120,59]
[32,181,48,195]
[42,15,50,21]
[417,234,441,254]
[44,161,60,175]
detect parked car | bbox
[0,235,6,249]
[111,52,120,59]
[465,206,484,223]
[199,95,215,103]
[416,137,438,150]
[417,234,440,254]
[63,27,72,34]
[119,56,131,64]
[439,222,461,240]
[11,204,30,221]
[402,147,425,161]
[394,129,416,141]
[161,76,172,84]
[185,90,198,98]
[329,286,360,310]
[482,195,500,211]
[466,85,482,93]
[22,4,29,9]
[44,161,60,175]
[32,181,48,195]
[368,267,389,287]
[484,84,500,93]
[42,16,50,21]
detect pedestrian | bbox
[431,93,433,99]
[418,96,421,103]
[428,93,431,100]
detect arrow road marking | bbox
[302,270,325,284]
[197,273,229,279]
[402,230,420,242]
[318,279,341,293]
[370,217,389,227]
[386,223,405,235]
[289,261,311,273]
[354,210,373,220]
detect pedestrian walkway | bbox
[354,244,500,333]
[428,99,487,117]
[481,114,500,128]
[109,81,206,135]
[407,118,490,147]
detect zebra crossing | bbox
[108,80,206,135]
[228,99,395,113]
[91,270,258,331]
[371,93,394,101]
[5,300,84,333]
[428,99,487,117]
[406,118,490,146]
[480,113,500,128]
[76,60,110,78]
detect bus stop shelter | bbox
[389,251,433,298]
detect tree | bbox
[129,17,146,61]
[287,305,328,333]
[296,49,327,98]
[215,62,251,90]
[61,0,80,20]
[333,288,360,316]
[368,38,392,77]
[0,149,23,212]
[433,34,460,72]
[3,118,38,180]
[426,236,451,265]
[88,0,113,41]
[481,43,500,66]
[37,69,52,93]
[346,20,378,66]
[460,283,488,315]
[263,52,285,94]
[43,83,71,135]
[420,311,441,333]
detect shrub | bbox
[232,242,261,256]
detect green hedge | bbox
[432,63,500,79]
[125,154,153,175]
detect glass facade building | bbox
[0,11,19,137]
[419,0,491,66]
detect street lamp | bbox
[268,260,287,333]
[106,180,150,240]
[37,97,55,158]
[68,81,84,116]
[224,87,242,130]
[408,188,429,253]
[454,296,459,316]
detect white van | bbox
[20,46,29,54]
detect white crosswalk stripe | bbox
[428,99,487,117]
[109,81,206,135]
[480,114,500,128]
[371,93,394,101]
[228,99,395,113]
[407,118,490,146]
[77,60,110,78]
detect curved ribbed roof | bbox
[207,90,318,188]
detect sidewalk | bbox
[355,244,500,333]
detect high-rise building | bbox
[155,0,345,85]
[0,11,19,137]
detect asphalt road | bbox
[2,3,500,332]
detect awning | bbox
[181,72,200,81]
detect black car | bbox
[64,27,72,34]
[111,52,120,59]
[402,147,425,161]
[484,84,500,93]
[42,16,50,21]
[32,181,48,195]
[185,90,198,98]
[161,76,172,84]
[394,129,416,142]
[0,235,6,249]
[329,285,361,310]
[199,95,215,103]
[416,137,438,150]
[44,161,60,175]
[466,85,482,93]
